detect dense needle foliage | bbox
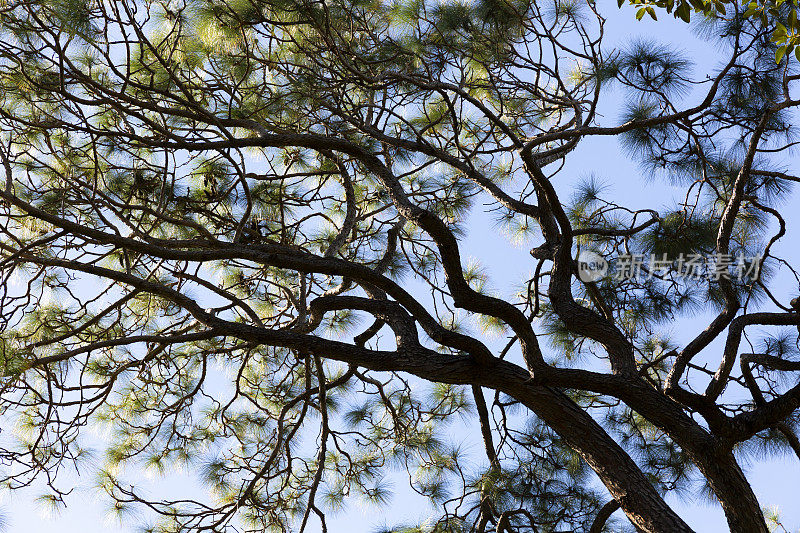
[0,1,799,532]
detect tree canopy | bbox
[0,1,799,532]
[620,0,800,62]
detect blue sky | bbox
[3,3,800,532]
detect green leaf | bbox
[776,45,788,63]
[676,2,691,22]
[743,6,759,18]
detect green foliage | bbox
[621,0,800,61]
[0,0,796,532]
[640,211,717,260]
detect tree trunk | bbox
[695,449,768,533]
[504,382,694,533]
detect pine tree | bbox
[0,1,798,532]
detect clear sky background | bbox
[2,3,800,532]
